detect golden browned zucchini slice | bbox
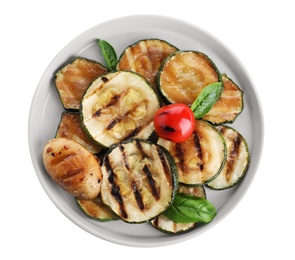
[76,196,118,221]
[157,120,226,185]
[100,139,178,223]
[43,138,102,200]
[158,50,221,105]
[116,39,178,89]
[202,74,244,124]
[207,125,250,190]
[80,71,160,148]
[55,57,108,110]
[150,184,206,234]
[55,112,102,154]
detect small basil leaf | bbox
[164,193,217,223]
[191,82,223,119]
[97,39,117,71]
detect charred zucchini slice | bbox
[55,57,108,110]
[157,120,226,185]
[150,184,206,234]
[80,71,160,148]
[55,112,101,154]
[100,139,178,223]
[116,39,178,89]
[207,125,250,190]
[202,74,244,124]
[76,196,118,221]
[158,50,221,105]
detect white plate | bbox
[28,15,263,247]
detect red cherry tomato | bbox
[154,103,195,143]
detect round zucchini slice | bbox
[116,38,178,89]
[207,125,250,190]
[158,50,221,105]
[100,139,178,223]
[150,184,206,234]
[157,120,226,185]
[202,74,244,124]
[55,57,108,110]
[76,196,118,221]
[80,71,160,148]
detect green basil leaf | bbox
[97,39,117,71]
[191,82,223,119]
[164,193,217,223]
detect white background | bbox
[1,0,294,259]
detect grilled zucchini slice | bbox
[80,71,160,148]
[157,120,226,185]
[207,125,250,190]
[158,50,222,105]
[116,38,178,89]
[55,57,108,110]
[76,196,118,221]
[55,111,102,154]
[203,74,244,124]
[150,184,206,234]
[100,139,178,223]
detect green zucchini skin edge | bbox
[101,138,179,224]
[218,73,245,125]
[75,197,119,222]
[150,218,204,235]
[79,70,111,149]
[150,184,207,234]
[156,50,223,105]
[171,120,227,186]
[202,73,245,126]
[206,125,250,190]
[79,71,161,149]
[116,38,179,68]
[202,121,227,185]
[55,57,108,111]
[104,138,179,195]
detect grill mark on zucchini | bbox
[106,103,141,130]
[135,139,151,159]
[193,132,204,171]
[93,109,102,117]
[157,146,172,184]
[132,180,144,210]
[119,144,130,170]
[106,89,129,108]
[124,48,135,70]
[101,76,109,83]
[104,156,127,219]
[92,89,129,118]
[142,165,159,200]
[122,126,142,141]
[226,135,242,181]
[175,143,185,172]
